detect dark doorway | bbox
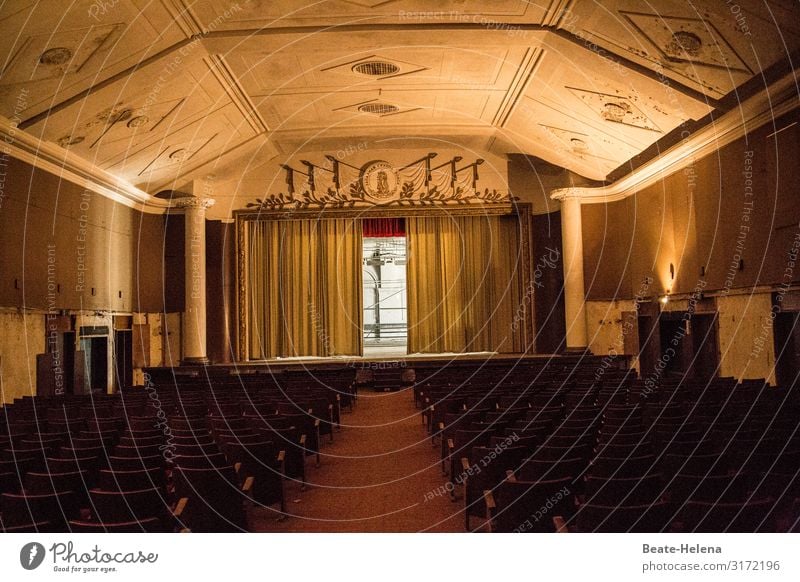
[637,314,659,377]
[654,311,720,381]
[80,336,108,394]
[658,315,689,378]
[691,313,720,381]
[114,329,133,392]
[61,331,76,395]
[773,311,800,389]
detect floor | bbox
[237,350,501,366]
[251,388,472,532]
[362,344,409,358]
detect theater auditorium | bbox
[0,0,799,533]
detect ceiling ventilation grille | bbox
[352,61,400,76]
[358,102,399,115]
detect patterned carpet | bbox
[251,388,467,532]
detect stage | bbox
[141,351,618,384]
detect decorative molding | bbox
[205,55,270,135]
[0,115,170,214]
[236,216,248,362]
[551,70,800,204]
[0,24,121,86]
[245,188,514,212]
[517,206,536,352]
[173,196,216,209]
[160,0,205,37]
[543,0,575,27]
[568,87,661,133]
[493,47,543,128]
[138,133,219,177]
[621,12,751,74]
[245,154,515,212]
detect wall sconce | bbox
[739,258,744,271]
[700,265,706,277]
[669,263,675,280]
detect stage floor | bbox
[240,350,500,366]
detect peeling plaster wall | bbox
[717,293,777,384]
[586,299,636,356]
[0,311,46,403]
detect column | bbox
[175,196,215,364]
[558,191,589,351]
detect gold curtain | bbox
[246,219,362,359]
[406,214,523,354]
[320,219,363,356]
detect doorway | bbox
[655,311,720,381]
[114,329,133,392]
[362,235,407,357]
[80,335,108,394]
[690,313,720,381]
[773,311,800,389]
[658,315,689,378]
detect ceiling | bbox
[2,0,799,214]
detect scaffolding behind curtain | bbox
[246,219,362,359]
[406,214,523,354]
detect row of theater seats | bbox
[417,366,800,532]
[0,378,354,532]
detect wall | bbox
[0,157,175,401]
[717,293,777,384]
[579,107,800,382]
[582,108,800,299]
[531,211,566,353]
[586,299,637,357]
[0,311,45,402]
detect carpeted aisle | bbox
[251,388,466,532]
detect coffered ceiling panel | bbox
[497,30,713,179]
[233,46,521,94]
[0,0,186,120]
[258,87,501,131]
[24,51,233,162]
[562,0,800,99]
[112,102,257,190]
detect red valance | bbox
[362,218,406,238]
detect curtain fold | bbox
[362,217,406,237]
[406,214,523,354]
[247,219,362,359]
[321,219,363,356]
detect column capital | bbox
[174,196,216,210]
[550,187,585,202]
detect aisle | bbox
[251,388,465,532]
